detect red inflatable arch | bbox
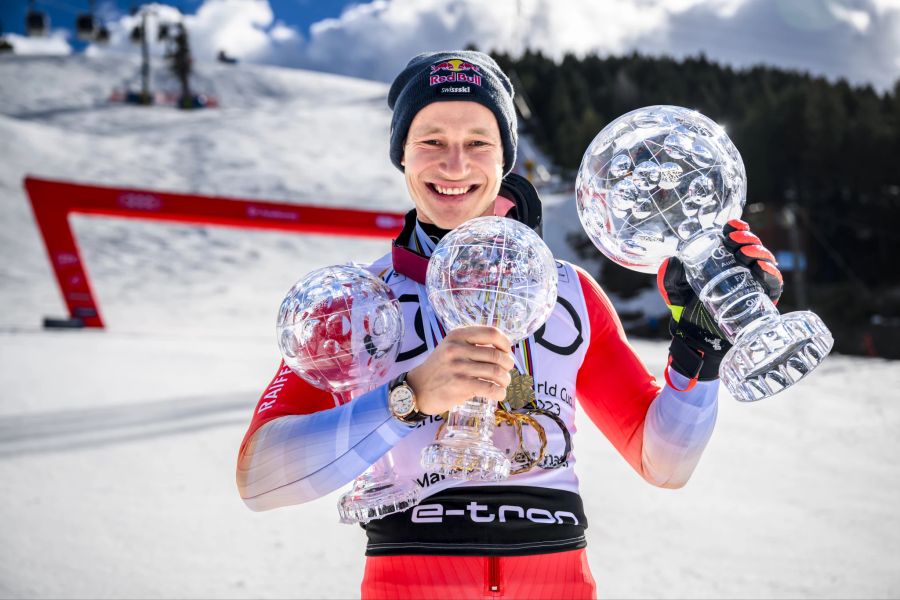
[24,177,405,328]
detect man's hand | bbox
[657,219,783,385]
[722,219,783,302]
[406,326,514,415]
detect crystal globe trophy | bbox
[276,264,420,523]
[576,105,833,402]
[421,216,558,480]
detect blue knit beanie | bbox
[388,50,518,176]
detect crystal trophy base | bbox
[421,438,511,482]
[720,310,834,402]
[337,477,421,524]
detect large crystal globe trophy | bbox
[276,264,420,523]
[421,216,558,480]
[576,105,833,402]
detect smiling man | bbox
[236,50,784,599]
[401,101,504,227]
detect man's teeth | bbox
[434,185,471,196]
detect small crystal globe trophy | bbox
[576,105,833,402]
[421,216,558,480]
[276,264,420,523]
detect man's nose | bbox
[440,144,468,176]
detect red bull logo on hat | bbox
[429,58,482,87]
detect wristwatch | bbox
[388,373,428,424]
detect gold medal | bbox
[505,369,536,410]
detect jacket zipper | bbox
[487,556,501,596]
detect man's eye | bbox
[469,140,490,147]
[423,139,442,146]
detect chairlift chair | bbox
[76,13,96,41]
[94,24,110,44]
[0,19,9,52]
[26,10,49,37]
[130,24,144,44]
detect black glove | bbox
[657,219,783,389]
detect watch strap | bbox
[389,373,428,424]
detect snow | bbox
[1,53,899,599]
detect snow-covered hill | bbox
[1,54,898,599]
[0,53,410,335]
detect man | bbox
[236,50,782,599]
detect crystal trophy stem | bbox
[419,216,557,482]
[420,396,511,481]
[679,231,834,401]
[333,391,421,524]
[337,450,421,524]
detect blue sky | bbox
[3,0,899,91]
[1,0,357,49]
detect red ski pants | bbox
[361,549,597,599]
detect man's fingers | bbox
[735,244,777,266]
[453,326,513,353]
[443,330,515,369]
[721,221,783,304]
[725,229,762,248]
[459,361,512,387]
[450,373,506,401]
[724,218,750,234]
[472,377,506,402]
[465,344,515,371]
[752,261,783,302]
[658,256,693,308]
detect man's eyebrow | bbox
[409,126,498,137]
[468,127,496,137]
[410,126,445,136]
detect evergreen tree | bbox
[490,51,900,356]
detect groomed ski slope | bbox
[1,54,898,599]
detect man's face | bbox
[402,101,504,230]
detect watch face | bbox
[390,386,415,415]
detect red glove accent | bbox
[738,244,777,264]
[723,221,783,303]
[727,218,750,231]
[664,355,699,392]
[657,257,673,306]
[727,229,761,246]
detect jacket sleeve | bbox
[235,362,414,511]
[573,265,718,488]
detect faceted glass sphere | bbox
[276,264,403,394]
[575,105,747,274]
[426,217,558,343]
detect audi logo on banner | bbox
[118,193,162,211]
[54,252,79,266]
[376,215,405,229]
[246,205,299,221]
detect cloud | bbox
[85,0,303,67]
[294,0,900,90]
[6,30,73,56]
[187,0,303,65]
[81,0,900,91]
[650,0,900,91]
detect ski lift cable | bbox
[792,205,872,294]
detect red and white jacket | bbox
[237,245,719,556]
